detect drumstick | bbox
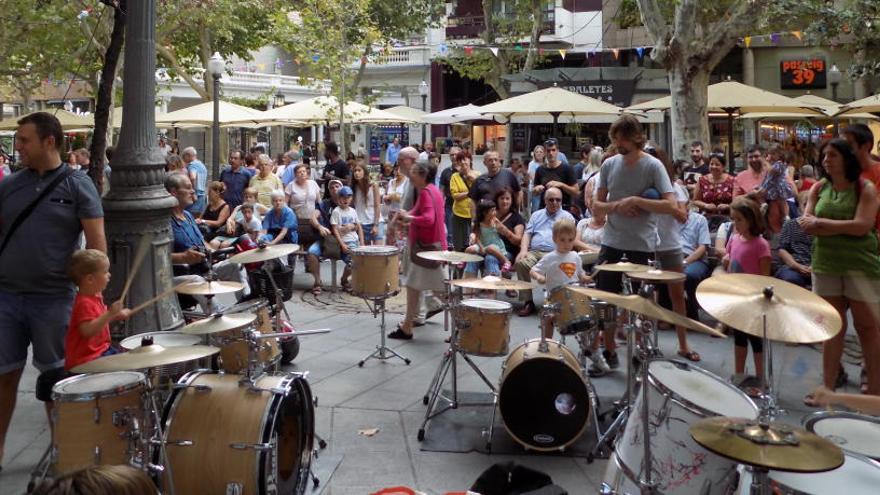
[129,283,188,315]
[119,234,154,303]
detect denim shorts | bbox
[362,223,384,244]
[0,289,76,374]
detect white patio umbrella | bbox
[740,94,877,120]
[249,96,415,125]
[0,110,94,131]
[156,100,269,127]
[422,104,489,124]
[833,93,880,117]
[378,106,426,123]
[478,86,622,132]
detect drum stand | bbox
[358,292,411,367]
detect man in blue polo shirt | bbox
[182,146,207,216]
[219,150,252,208]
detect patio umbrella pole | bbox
[724,107,736,174]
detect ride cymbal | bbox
[593,261,652,273]
[696,274,842,344]
[417,250,484,263]
[71,344,220,373]
[227,243,301,264]
[626,269,686,284]
[175,280,245,296]
[450,276,536,291]
[180,312,257,335]
[568,287,725,338]
[690,416,844,473]
[120,331,200,350]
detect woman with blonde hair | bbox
[527,144,546,214]
[29,464,157,495]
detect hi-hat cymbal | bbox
[227,243,301,264]
[175,280,245,295]
[120,331,200,350]
[450,276,536,291]
[696,274,842,344]
[594,261,652,273]
[418,250,484,263]
[71,344,220,373]
[690,417,844,473]
[569,287,725,338]
[626,269,686,283]
[180,312,256,335]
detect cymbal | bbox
[696,274,842,344]
[120,331,200,350]
[71,344,219,373]
[450,276,536,291]
[417,250,483,263]
[180,312,256,335]
[579,251,599,264]
[594,261,652,273]
[227,243,301,264]
[626,269,686,283]
[569,287,725,338]
[175,280,245,295]
[690,417,844,473]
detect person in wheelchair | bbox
[166,174,250,312]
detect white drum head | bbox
[649,360,757,418]
[812,417,880,459]
[462,299,512,311]
[55,371,144,395]
[353,245,398,255]
[769,454,880,494]
[121,332,201,350]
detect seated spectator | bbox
[259,190,298,246]
[692,152,734,224]
[775,217,812,288]
[679,210,712,320]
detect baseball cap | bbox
[338,186,353,197]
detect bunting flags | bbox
[464,46,473,57]
[636,46,644,59]
[611,48,619,60]
[744,36,752,48]
[489,47,499,57]
[558,49,566,60]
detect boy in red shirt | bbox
[64,249,132,371]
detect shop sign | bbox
[780,58,827,90]
[536,80,636,107]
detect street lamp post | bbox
[419,80,429,146]
[273,92,285,153]
[828,64,843,135]
[208,52,224,180]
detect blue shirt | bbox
[386,143,401,164]
[525,208,576,252]
[187,159,208,194]
[280,162,300,187]
[219,166,254,207]
[171,210,205,253]
[262,206,298,244]
[679,211,710,260]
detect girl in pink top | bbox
[723,197,771,384]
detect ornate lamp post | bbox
[273,92,285,153]
[419,80,429,145]
[828,64,842,102]
[208,52,224,180]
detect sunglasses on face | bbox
[544,139,558,146]
[546,197,562,203]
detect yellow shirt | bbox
[449,172,474,218]
[249,174,283,207]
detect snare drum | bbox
[547,286,595,335]
[604,359,759,494]
[52,372,147,474]
[456,299,511,356]
[162,370,314,495]
[499,339,590,451]
[351,245,400,298]
[804,411,880,460]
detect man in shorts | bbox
[591,114,677,369]
[0,112,105,467]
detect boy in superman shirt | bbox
[530,219,591,339]
[64,250,132,371]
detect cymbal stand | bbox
[635,318,659,494]
[358,288,410,367]
[144,369,176,495]
[420,261,460,401]
[757,287,783,421]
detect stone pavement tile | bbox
[337,358,446,412]
[0,429,50,495]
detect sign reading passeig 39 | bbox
[780,58,827,90]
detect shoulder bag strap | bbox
[0,167,75,256]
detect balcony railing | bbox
[445,13,556,40]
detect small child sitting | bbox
[464,200,512,276]
[530,219,591,338]
[757,147,794,233]
[211,202,262,248]
[331,186,364,291]
[65,250,132,371]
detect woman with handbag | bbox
[388,161,447,340]
[286,164,331,294]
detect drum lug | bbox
[599,483,616,495]
[93,445,101,464]
[162,439,194,447]
[226,483,243,495]
[173,383,212,393]
[230,442,274,451]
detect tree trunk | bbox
[668,63,710,163]
[88,0,126,195]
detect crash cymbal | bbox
[450,276,536,291]
[696,274,842,344]
[120,331,200,350]
[180,312,257,335]
[579,250,599,265]
[626,269,686,284]
[594,261,652,273]
[71,344,219,373]
[690,417,844,473]
[569,286,725,338]
[417,250,484,263]
[227,243,301,264]
[175,280,245,296]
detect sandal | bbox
[677,349,701,362]
[388,324,413,340]
[310,285,323,295]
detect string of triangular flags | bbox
[740,31,805,48]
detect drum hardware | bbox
[803,410,880,459]
[358,295,411,367]
[229,442,274,451]
[227,243,301,265]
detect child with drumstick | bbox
[64,250,133,371]
[530,219,591,339]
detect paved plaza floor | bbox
[0,265,859,494]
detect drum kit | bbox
[32,244,331,495]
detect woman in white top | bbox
[383,163,408,248]
[576,210,605,247]
[351,161,382,245]
[284,164,330,289]
[527,145,546,215]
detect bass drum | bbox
[604,359,758,495]
[499,339,590,451]
[162,371,314,495]
[735,454,880,495]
